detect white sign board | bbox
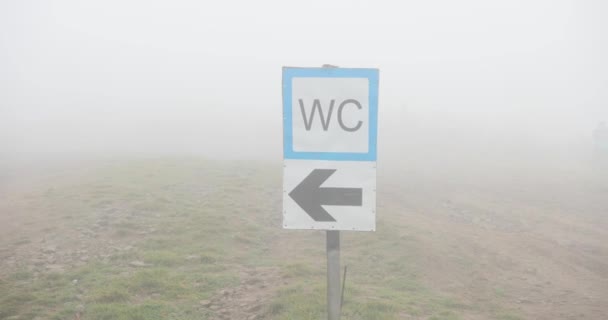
[282,67,379,231]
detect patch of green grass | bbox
[143,250,182,267]
[347,299,401,320]
[0,290,36,319]
[192,272,239,292]
[9,270,33,281]
[32,273,78,307]
[386,275,424,292]
[87,303,169,320]
[283,262,318,278]
[199,253,218,265]
[90,285,130,303]
[0,158,526,320]
[126,269,184,298]
[109,250,140,263]
[262,284,326,320]
[429,310,461,320]
[494,286,507,298]
[495,312,524,320]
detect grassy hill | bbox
[1,158,606,319]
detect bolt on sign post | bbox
[282,66,379,320]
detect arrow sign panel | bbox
[289,169,362,222]
[282,160,376,231]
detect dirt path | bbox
[384,181,608,320]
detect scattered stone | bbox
[41,245,57,254]
[248,305,261,312]
[199,300,212,307]
[45,264,65,273]
[95,219,109,227]
[129,261,147,267]
[44,254,56,264]
[72,279,79,285]
[80,229,96,236]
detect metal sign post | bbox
[282,65,379,320]
[327,230,341,320]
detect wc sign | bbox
[282,67,379,231]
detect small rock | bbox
[129,261,147,267]
[42,246,57,254]
[45,264,65,273]
[72,279,79,285]
[248,305,261,312]
[199,300,212,307]
[31,258,45,266]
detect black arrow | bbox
[289,169,363,222]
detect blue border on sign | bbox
[282,67,379,161]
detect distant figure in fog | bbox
[593,121,608,163]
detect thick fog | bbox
[1,0,607,171]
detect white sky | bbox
[1,0,607,160]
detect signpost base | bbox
[327,230,341,320]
